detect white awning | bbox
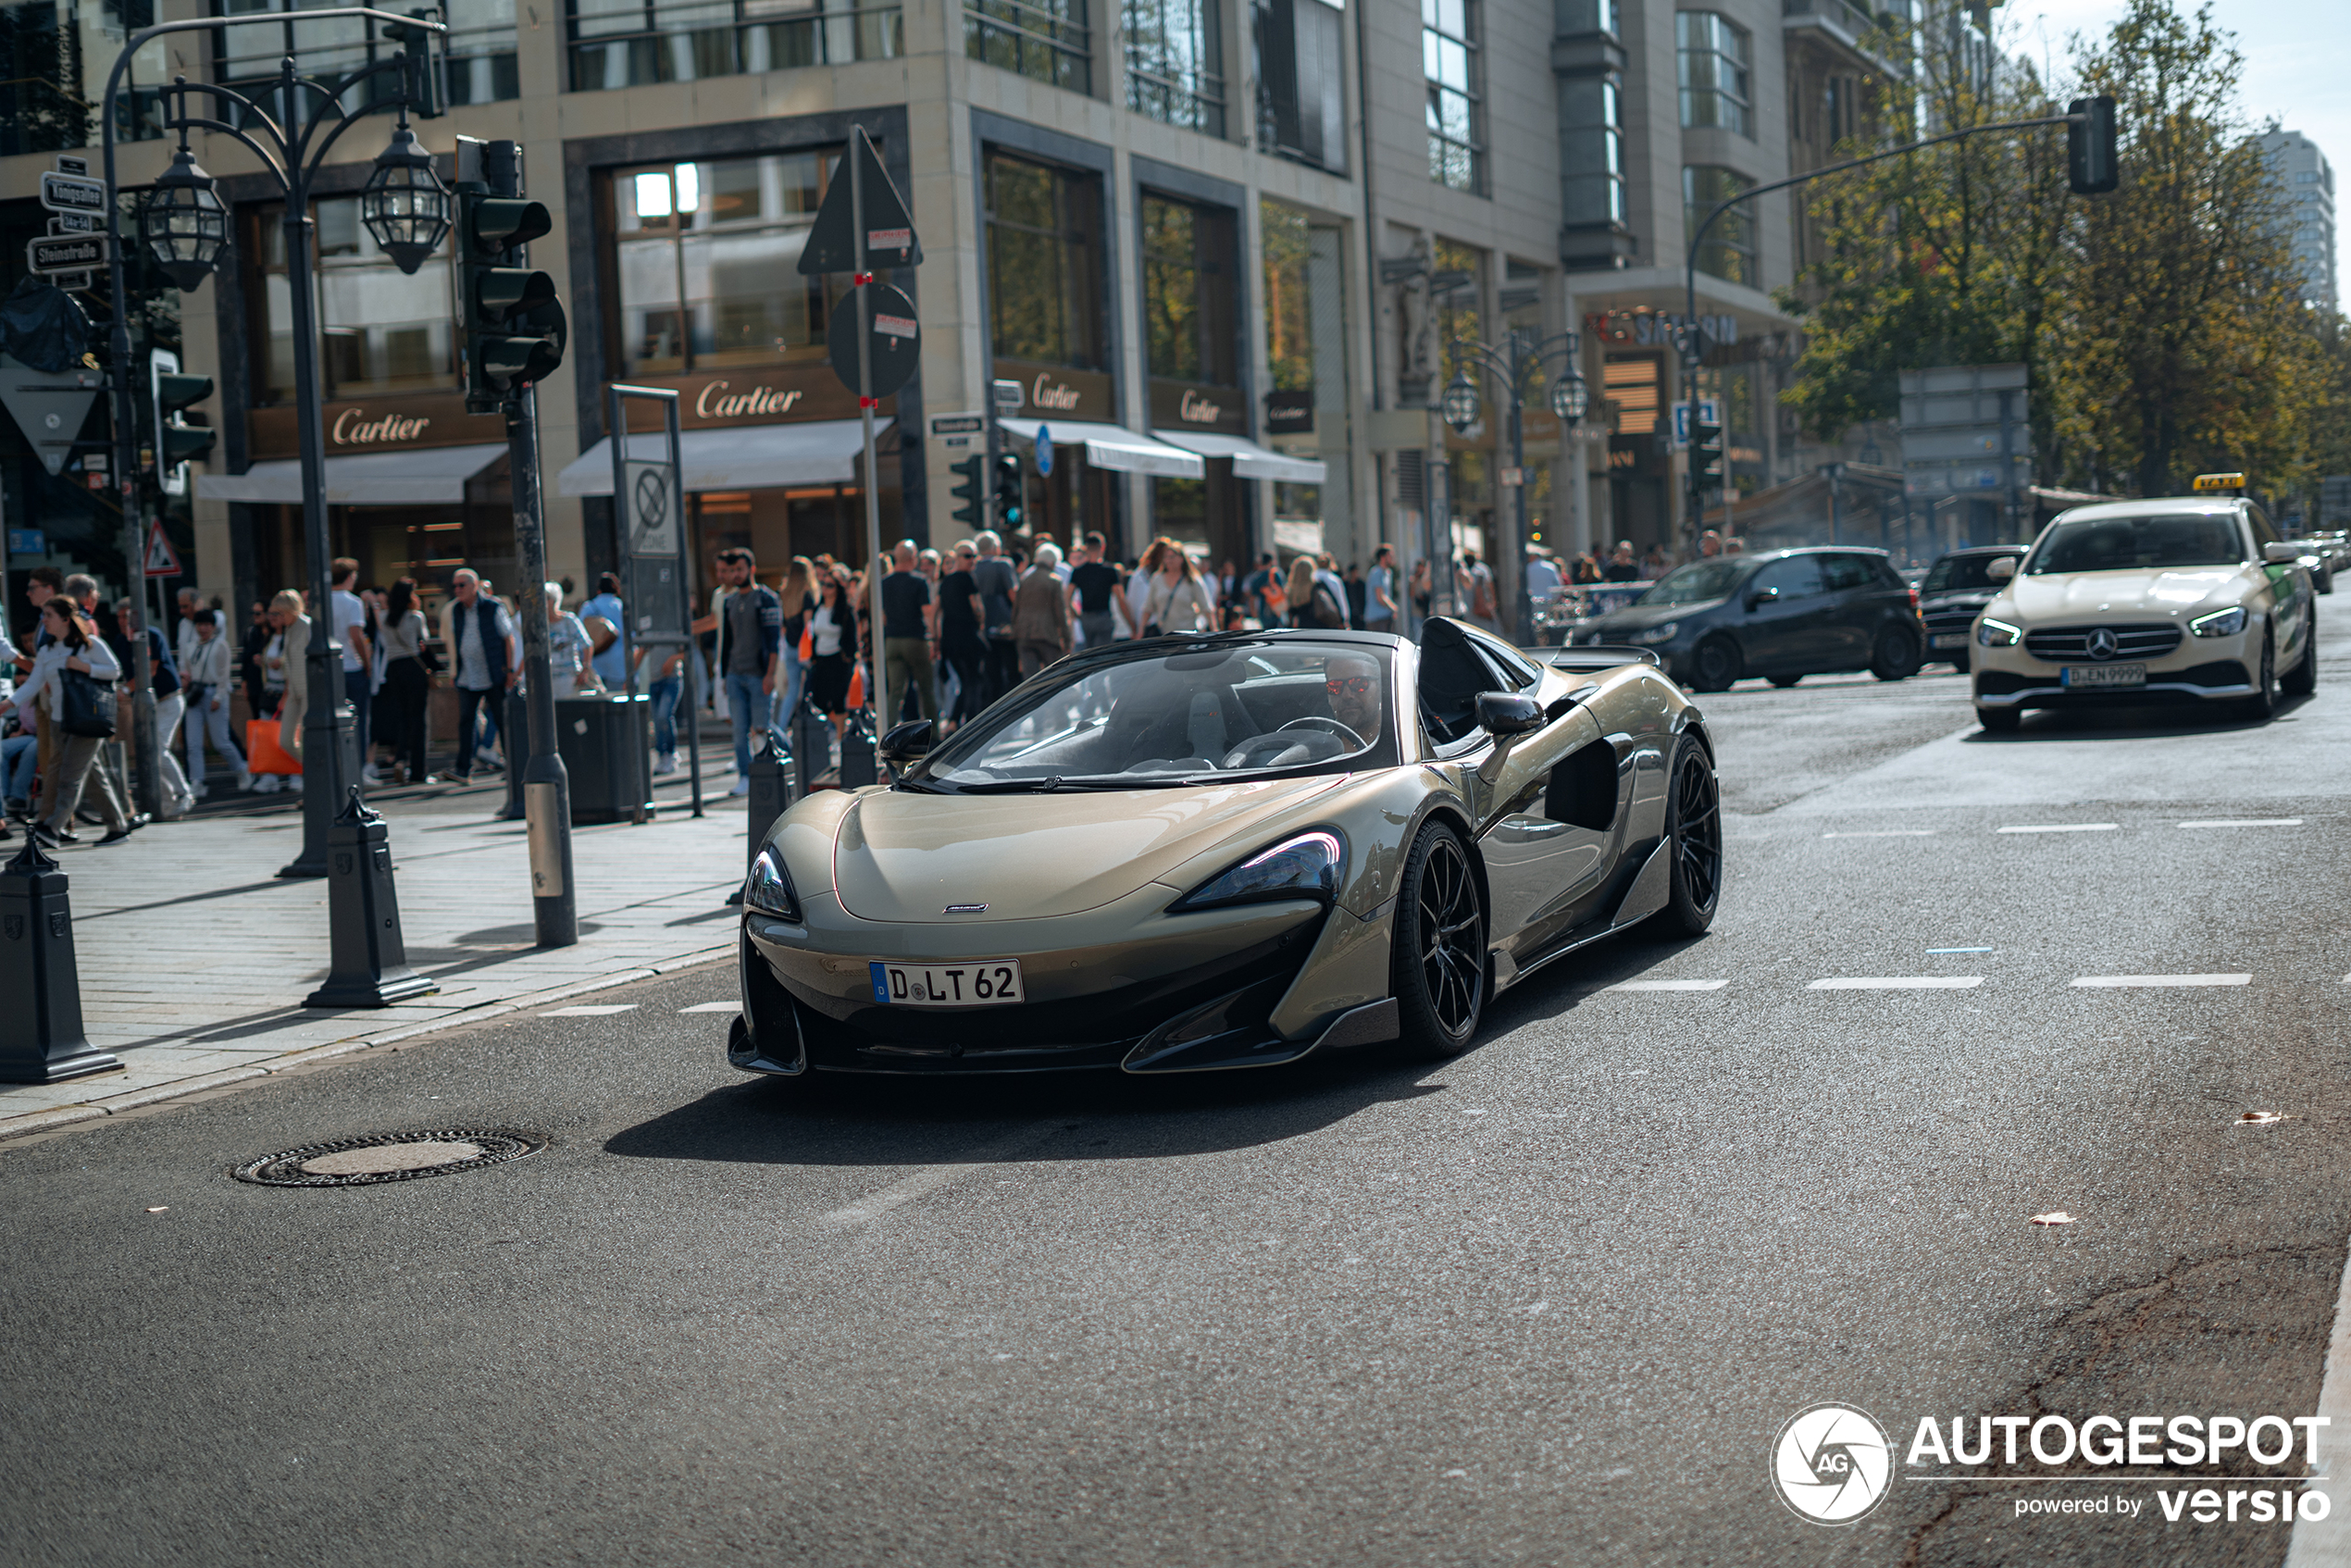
[999,417,1204,479]
[1151,429,1328,484]
[199,444,506,505]
[556,417,893,496]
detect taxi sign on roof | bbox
[2192,472,2246,492]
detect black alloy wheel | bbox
[1650,736,1722,936]
[2243,628,2278,722]
[1871,623,1922,681]
[1392,822,1486,1059]
[2283,608,2319,696]
[1767,674,1803,689]
[1689,636,1742,693]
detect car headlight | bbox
[1170,829,1345,913]
[1977,616,2022,648]
[1627,621,1679,645]
[743,843,801,921]
[2190,605,2246,638]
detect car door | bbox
[1818,553,1896,668]
[2248,505,2310,666]
[1737,554,1832,673]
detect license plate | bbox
[1929,633,1968,649]
[2061,663,2146,688]
[869,959,1025,1007]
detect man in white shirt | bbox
[329,557,377,785]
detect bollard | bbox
[727,728,797,906]
[304,788,440,1008]
[839,707,878,789]
[0,838,119,1083]
[793,697,834,787]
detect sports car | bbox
[1971,494,2318,730]
[726,619,1722,1082]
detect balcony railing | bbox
[1782,0,1904,76]
[569,3,902,90]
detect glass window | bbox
[1262,201,1315,396]
[1675,11,1750,137]
[218,0,517,108]
[1126,0,1222,135]
[1259,0,1345,172]
[2024,515,2247,575]
[568,0,902,91]
[250,196,459,404]
[965,0,1089,93]
[1749,554,1824,599]
[1639,559,1754,606]
[610,152,844,378]
[1920,552,2021,593]
[1142,194,1237,387]
[1560,73,1626,227]
[1684,166,1756,285]
[986,153,1105,371]
[1423,0,1481,193]
[1819,554,1880,592]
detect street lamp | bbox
[360,115,454,274]
[140,138,228,292]
[1550,370,1590,424]
[1443,329,1584,643]
[1441,373,1481,435]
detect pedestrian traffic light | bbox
[1691,409,1724,485]
[949,454,985,528]
[151,368,216,471]
[459,190,566,413]
[993,453,1024,529]
[2068,94,2119,195]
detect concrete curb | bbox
[0,942,736,1145]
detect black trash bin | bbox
[504,691,653,825]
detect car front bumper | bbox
[1971,629,2257,708]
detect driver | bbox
[1325,654,1381,745]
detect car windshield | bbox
[1922,554,2021,593]
[1637,559,1754,606]
[2024,514,2245,574]
[906,640,1399,792]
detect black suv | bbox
[1571,547,1923,691]
[1917,546,2026,671]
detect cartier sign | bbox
[333,407,432,445]
[694,380,802,420]
[1147,377,1245,434]
[617,364,880,431]
[249,392,504,460]
[992,360,1114,424]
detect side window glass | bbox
[1819,554,1874,592]
[1468,633,1540,689]
[1416,634,1493,746]
[2247,507,2281,550]
[1750,556,1824,600]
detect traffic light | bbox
[949,454,985,529]
[153,370,216,471]
[2069,94,2119,195]
[1690,408,1724,485]
[993,453,1025,529]
[459,191,566,413]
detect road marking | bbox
[677,1002,739,1014]
[2071,974,2250,988]
[1823,829,1937,839]
[818,1124,1069,1229]
[2291,1219,2351,1566]
[541,1004,639,1016]
[1607,979,1730,992]
[1809,977,1984,990]
[1927,947,1996,954]
[1997,823,2118,833]
[2178,818,2304,828]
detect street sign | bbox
[1035,425,1053,477]
[1499,466,1524,488]
[992,378,1024,412]
[48,212,97,234]
[824,280,920,399]
[143,521,181,578]
[798,132,922,274]
[8,529,46,554]
[928,412,984,438]
[48,271,93,292]
[0,353,106,477]
[1669,399,1719,449]
[624,457,680,556]
[39,170,106,216]
[28,234,106,274]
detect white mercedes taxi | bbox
[1971,485,2317,732]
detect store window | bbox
[1423,0,1481,193]
[986,153,1106,372]
[249,196,460,404]
[1126,0,1222,134]
[1262,201,1314,400]
[1142,195,1237,389]
[610,152,850,377]
[1683,165,1755,285]
[219,0,517,108]
[568,0,902,91]
[966,0,1089,93]
[1675,12,1750,137]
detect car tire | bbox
[1977,705,2020,734]
[1688,636,1742,692]
[1767,674,1803,689]
[2283,609,2319,696]
[1949,653,1971,674]
[1647,735,1722,938]
[1871,624,1922,681]
[1391,820,1486,1060]
[2242,628,2279,722]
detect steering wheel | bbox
[1277,715,1366,749]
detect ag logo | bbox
[1771,1402,1892,1524]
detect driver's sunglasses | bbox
[1325,675,1375,698]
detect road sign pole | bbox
[852,129,887,736]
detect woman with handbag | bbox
[0,600,135,847]
[376,579,431,785]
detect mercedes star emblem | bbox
[2086,628,2120,661]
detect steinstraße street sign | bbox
[38,170,106,216]
[28,235,106,275]
[797,131,922,275]
[825,281,920,400]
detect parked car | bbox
[1568,547,1923,691]
[1917,546,2029,671]
[2283,536,2336,595]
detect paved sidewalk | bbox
[1,782,756,1140]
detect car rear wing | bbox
[1524,645,1664,671]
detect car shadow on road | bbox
[1959,691,2315,742]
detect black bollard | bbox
[304,788,440,1008]
[793,697,833,786]
[839,707,878,789]
[0,838,118,1084]
[727,729,797,906]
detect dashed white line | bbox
[2178,818,2304,828]
[1823,829,1938,839]
[1607,979,1731,992]
[1996,824,2118,834]
[818,1124,1069,1228]
[677,1002,740,1014]
[2071,974,2251,989]
[1809,977,1984,990]
[541,1004,639,1016]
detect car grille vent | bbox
[2023,623,2183,661]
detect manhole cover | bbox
[233,1127,549,1188]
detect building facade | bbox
[2259,130,2337,314]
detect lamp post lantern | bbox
[1443,329,1585,644]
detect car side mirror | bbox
[1745,585,1780,611]
[2263,541,2303,564]
[1475,691,1544,737]
[1986,557,2017,581]
[878,719,933,765]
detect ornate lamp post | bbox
[104,13,449,885]
[1438,330,1587,643]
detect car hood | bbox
[831,776,1350,922]
[1589,599,1709,632]
[1921,589,1997,612]
[2004,566,2252,619]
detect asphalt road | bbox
[6,622,2350,1568]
